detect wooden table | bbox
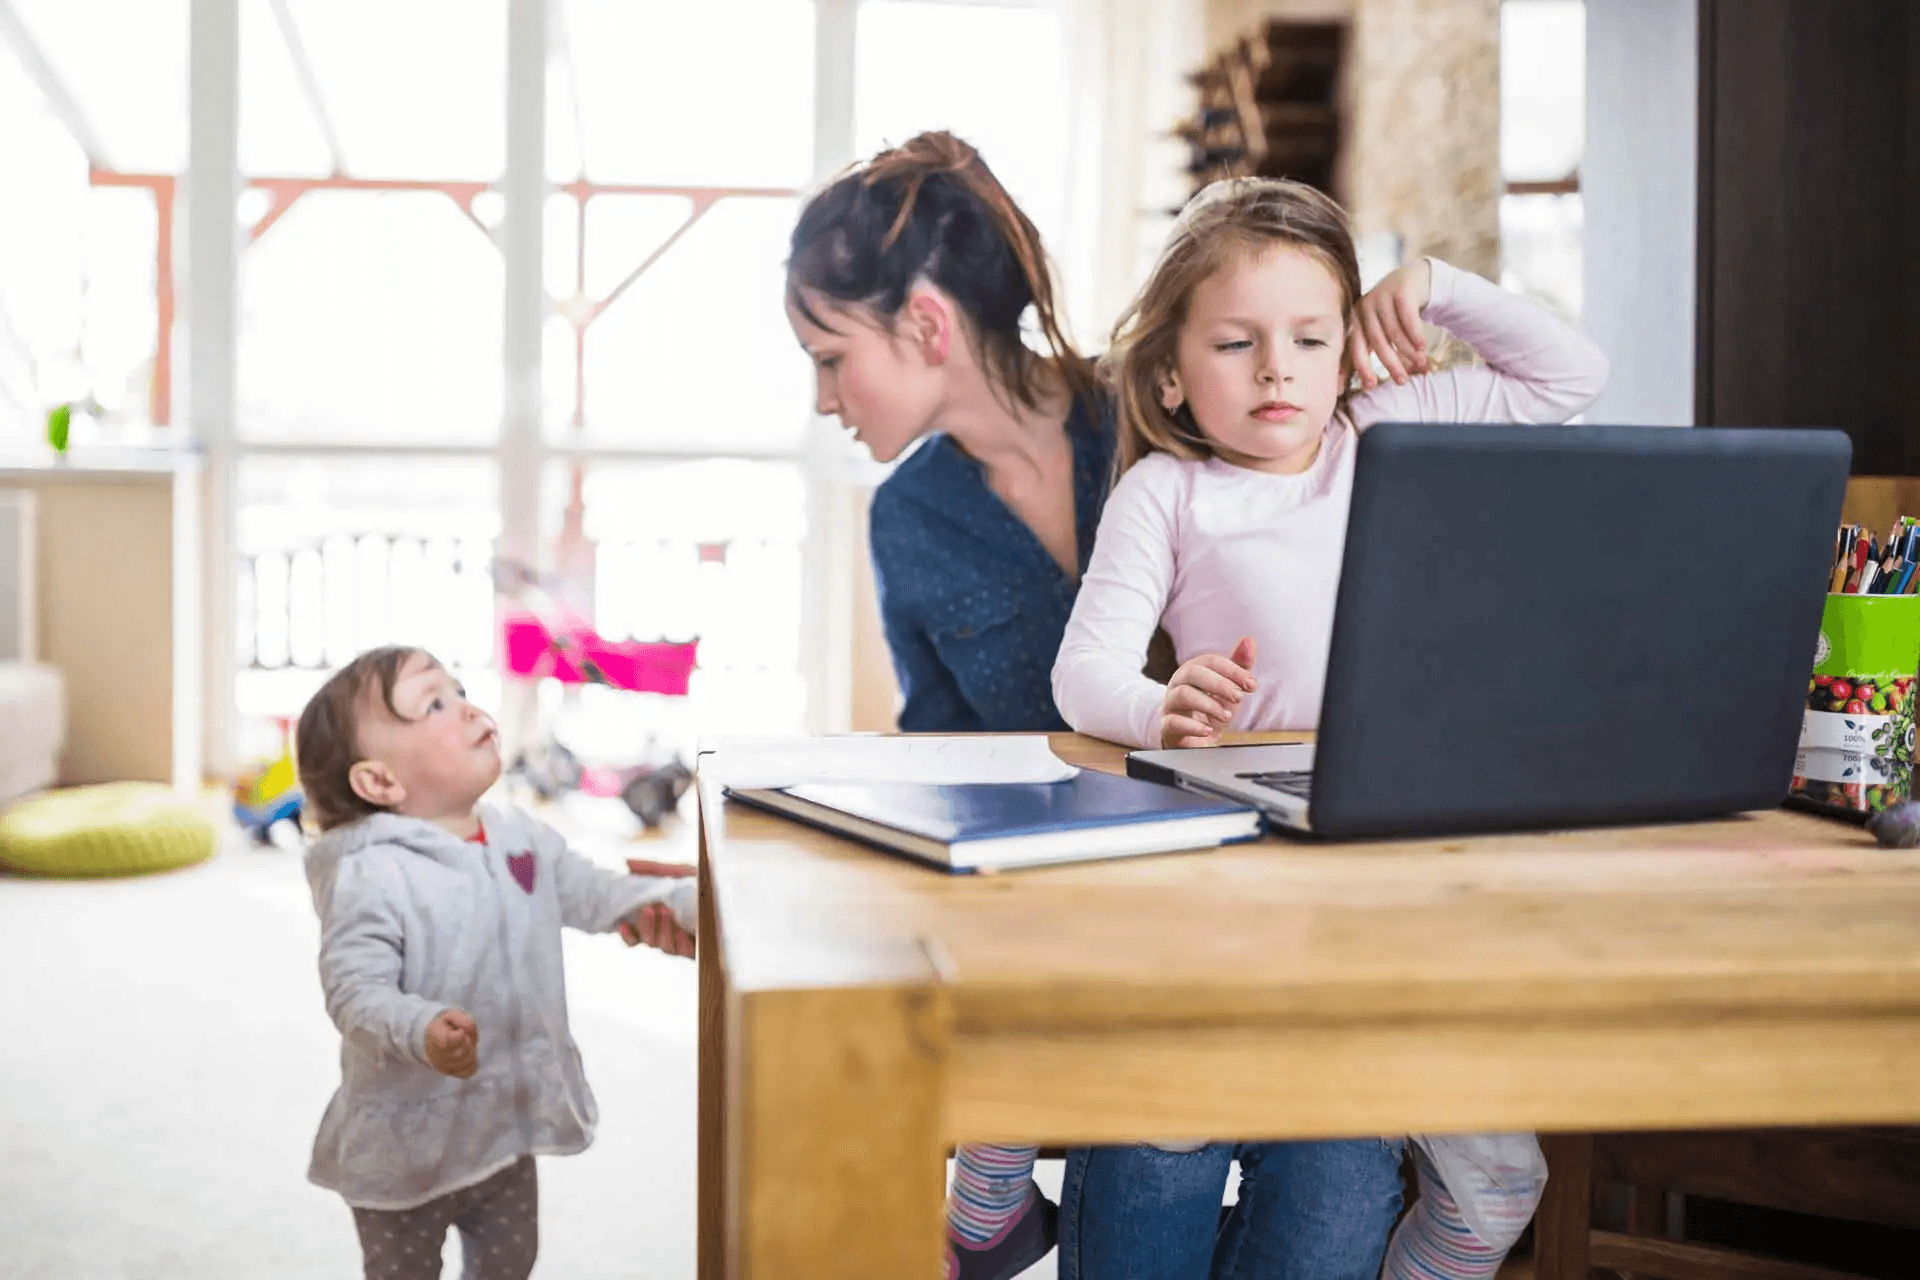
[695,734,1920,1278]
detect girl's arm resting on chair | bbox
[1052,459,1181,749]
[1352,258,1609,429]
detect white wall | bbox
[1582,0,1697,425]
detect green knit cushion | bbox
[0,783,217,878]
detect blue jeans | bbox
[1058,1139,1406,1280]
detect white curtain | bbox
[1054,0,1206,352]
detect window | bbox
[1499,0,1585,323]
[855,1,1069,251]
[235,455,501,756]
[0,0,1084,764]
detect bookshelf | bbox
[1175,19,1347,204]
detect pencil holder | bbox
[1791,593,1920,815]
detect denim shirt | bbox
[868,396,1115,732]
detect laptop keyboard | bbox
[1238,769,1314,800]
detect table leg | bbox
[731,982,950,1277]
[697,824,727,1280]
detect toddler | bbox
[297,645,697,1280]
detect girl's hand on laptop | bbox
[1160,637,1258,748]
[1347,257,1434,389]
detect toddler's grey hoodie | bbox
[304,804,695,1209]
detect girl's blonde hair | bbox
[1104,177,1363,475]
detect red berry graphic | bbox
[1832,680,1853,699]
[1847,699,1867,713]
[1859,683,1878,700]
[1815,675,1833,687]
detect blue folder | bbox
[727,768,1262,873]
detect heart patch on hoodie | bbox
[506,852,536,894]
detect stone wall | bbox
[1348,0,1501,278]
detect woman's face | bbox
[786,290,943,464]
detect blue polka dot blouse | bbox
[868,395,1116,732]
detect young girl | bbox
[1053,178,1607,1278]
[296,646,698,1280]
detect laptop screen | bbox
[1305,424,1849,838]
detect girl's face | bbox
[786,290,943,464]
[1162,243,1348,475]
[351,651,501,819]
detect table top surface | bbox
[700,734,1920,1032]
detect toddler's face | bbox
[1163,243,1347,475]
[787,290,942,464]
[354,651,501,818]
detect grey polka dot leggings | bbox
[350,1156,538,1280]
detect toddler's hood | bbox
[305,811,483,885]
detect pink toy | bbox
[493,556,697,695]
[501,612,696,694]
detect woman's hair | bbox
[787,130,1097,415]
[1104,177,1363,475]
[294,645,421,832]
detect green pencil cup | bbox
[1791,593,1920,815]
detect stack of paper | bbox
[702,734,1078,788]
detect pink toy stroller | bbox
[494,558,697,694]
[493,558,698,825]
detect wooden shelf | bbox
[1174,19,1348,203]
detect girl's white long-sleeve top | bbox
[1052,259,1609,749]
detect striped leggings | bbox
[953,1131,1546,1280]
[949,1143,1041,1246]
[1383,1134,1547,1280]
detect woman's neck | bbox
[936,361,1074,481]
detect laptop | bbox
[1126,424,1852,839]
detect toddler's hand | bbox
[1348,258,1434,389]
[619,859,697,958]
[1160,637,1258,749]
[619,901,695,958]
[425,1008,479,1079]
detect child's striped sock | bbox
[948,1142,1040,1246]
[1383,1146,1522,1280]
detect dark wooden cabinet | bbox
[1695,0,1920,473]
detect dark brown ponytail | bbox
[788,131,1097,416]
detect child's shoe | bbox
[945,1183,1057,1280]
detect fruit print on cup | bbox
[1792,593,1920,816]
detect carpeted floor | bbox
[0,795,1064,1280]
[0,801,700,1280]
